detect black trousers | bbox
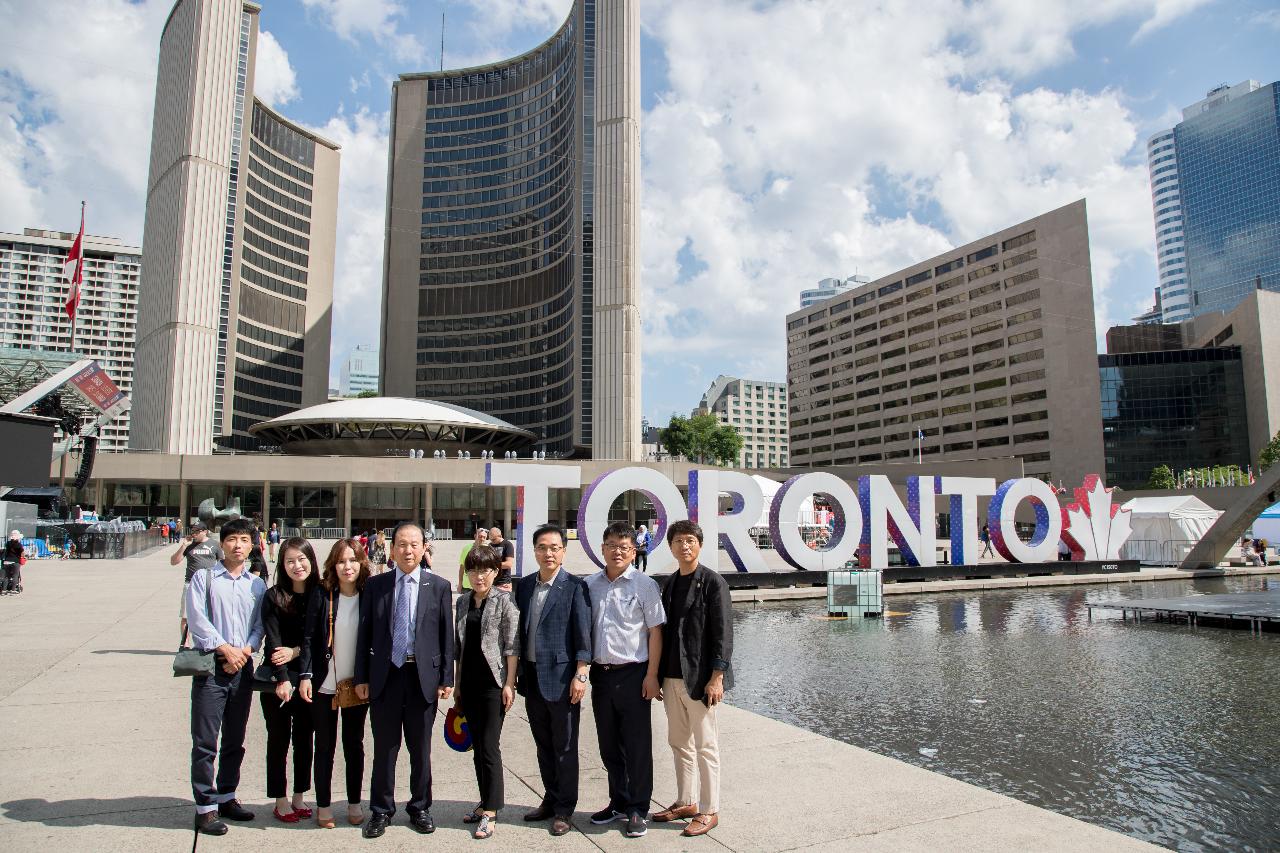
[522,661,580,818]
[634,550,648,572]
[2,560,20,592]
[590,662,653,816]
[369,661,437,816]
[261,688,314,798]
[460,672,506,812]
[310,697,368,807]
[190,666,254,808]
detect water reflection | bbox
[731,576,1280,853]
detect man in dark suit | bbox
[515,524,592,836]
[355,521,454,838]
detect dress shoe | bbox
[550,816,573,836]
[218,800,255,821]
[407,810,435,834]
[362,811,390,838]
[273,807,300,823]
[652,803,698,823]
[292,805,313,819]
[682,813,719,837]
[523,804,554,822]
[194,812,228,836]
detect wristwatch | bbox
[574,673,589,683]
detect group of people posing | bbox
[182,517,732,842]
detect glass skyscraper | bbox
[1147,80,1280,323]
[381,0,641,460]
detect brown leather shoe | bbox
[550,816,573,836]
[682,813,719,836]
[653,802,698,822]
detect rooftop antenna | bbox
[440,12,445,71]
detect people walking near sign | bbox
[268,523,281,561]
[979,523,993,559]
[634,524,650,572]
[654,520,732,837]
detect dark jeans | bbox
[261,688,314,798]
[590,662,653,816]
[310,697,368,808]
[369,661,437,816]
[2,560,20,592]
[191,666,255,809]
[634,550,648,572]
[460,673,506,812]
[522,660,580,817]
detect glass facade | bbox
[1099,348,1250,489]
[411,7,584,456]
[1175,82,1280,317]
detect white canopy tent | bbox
[1250,501,1280,544]
[748,475,817,529]
[1119,495,1221,565]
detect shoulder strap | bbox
[327,589,335,650]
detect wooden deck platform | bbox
[1087,590,1280,634]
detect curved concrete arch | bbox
[1179,465,1280,569]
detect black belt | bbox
[594,661,644,671]
[403,655,416,664]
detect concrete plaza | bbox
[0,546,1158,852]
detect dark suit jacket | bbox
[659,564,733,701]
[514,569,592,703]
[355,568,454,701]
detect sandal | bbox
[462,803,484,824]
[473,814,495,839]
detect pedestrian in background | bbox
[2,530,25,595]
[260,537,319,823]
[634,524,650,573]
[453,545,520,839]
[459,527,489,592]
[300,538,371,829]
[368,531,389,574]
[171,521,221,641]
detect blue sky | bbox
[1,0,1277,430]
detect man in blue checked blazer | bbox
[514,524,592,836]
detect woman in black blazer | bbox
[261,537,319,823]
[300,538,371,828]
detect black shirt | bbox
[263,591,307,680]
[182,539,223,583]
[461,595,491,686]
[660,571,695,680]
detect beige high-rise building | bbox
[786,200,1105,487]
[697,376,789,469]
[381,0,640,460]
[131,0,338,454]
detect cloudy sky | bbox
[1,0,1277,426]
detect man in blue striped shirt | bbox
[185,518,267,836]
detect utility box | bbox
[827,568,883,618]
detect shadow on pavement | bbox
[90,649,174,656]
[1,796,196,828]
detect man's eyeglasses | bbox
[602,544,635,553]
[534,545,564,554]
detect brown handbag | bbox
[326,590,368,710]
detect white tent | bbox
[1250,501,1280,543]
[1119,495,1220,565]
[748,475,816,529]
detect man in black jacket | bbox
[652,520,732,838]
[354,522,454,838]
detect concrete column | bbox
[423,483,434,534]
[95,478,105,515]
[503,486,513,533]
[178,480,188,527]
[341,482,352,533]
[261,481,270,530]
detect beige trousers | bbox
[662,677,720,814]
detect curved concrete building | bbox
[131,0,338,454]
[381,0,640,460]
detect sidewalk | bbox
[0,551,1157,851]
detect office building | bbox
[131,0,339,454]
[786,200,1104,486]
[0,229,140,451]
[1147,80,1280,323]
[381,0,641,460]
[339,344,379,396]
[800,275,868,309]
[697,375,788,469]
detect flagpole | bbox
[68,200,84,354]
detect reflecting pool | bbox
[730,575,1280,852]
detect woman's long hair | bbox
[270,537,320,612]
[321,538,371,593]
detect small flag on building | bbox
[64,202,85,322]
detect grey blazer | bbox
[454,589,520,689]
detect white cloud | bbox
[639,0,1168,405]
[300,0,425,62]
[305,108,390,382]
[1253,9,1280,30]
[253,31,300,108]
[454,0,572,39]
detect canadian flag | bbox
[64,203,85,322]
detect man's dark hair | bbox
[666,519,704,545]
[219,518,256,543]
[602,520,639,546]
[391,521,426,543]
[532,523,567,547]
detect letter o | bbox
[987,478,1062,563]
[578,467,688,572]
[769,473,862,571]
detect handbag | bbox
[172,566,217,678]
[327,590,369,709]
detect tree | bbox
[708,424,744,466]
[659,414,743,466]
[1145,464,1175,490]
[1260,430,1280,473]
[355,389,379,398]
[659,415,693,460]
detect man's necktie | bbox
[391,574,414,666]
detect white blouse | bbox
[320,592,360,695]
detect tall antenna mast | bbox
[439,12,445,71]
